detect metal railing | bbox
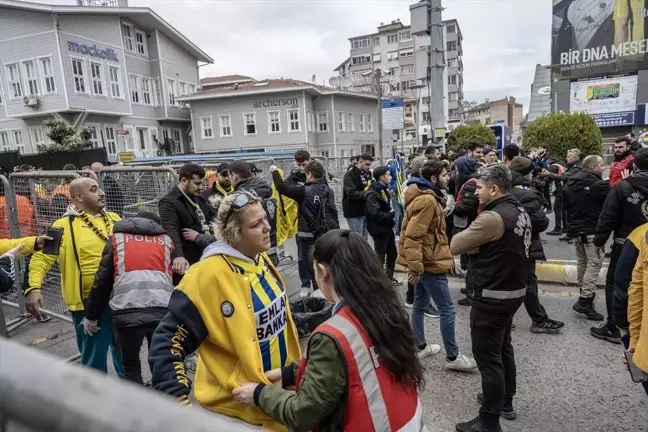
[0,338,257,432]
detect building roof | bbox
[200,75,255,86]
[0,0,213,63]
[349,18,460,40]
[178,78,378,102]
[334,58,351,72]
[465,97,522,113]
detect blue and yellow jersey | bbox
[613,223,648,330]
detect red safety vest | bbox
[610,154,634,187]
[110,232,174,311]
[296,306,424,432]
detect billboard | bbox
[570,75,638,126]
[552,0,648,78]
[381,98,404,130]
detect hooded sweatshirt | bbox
[149,241,300,429]
[562,170,610,236]
[235,176,278,257]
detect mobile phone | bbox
[42,227,63,255]
[625,351,648,383]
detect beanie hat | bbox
[483,148,495,156]
[509,156,533,176]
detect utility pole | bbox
[375,68,384,162]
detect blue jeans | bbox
[71,303,123,376]
[412,273,458,358]
[391,197,403,235]
[347,217,367,239]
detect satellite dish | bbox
[329,77,340,87]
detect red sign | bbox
[116,130,129,136]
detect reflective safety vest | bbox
[109,232,174,311]
[296,306,425,432]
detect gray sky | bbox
[68,0,553,112]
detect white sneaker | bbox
[311,289,325,299]
[446,353,477,371]
[417,344,441,359]
[299,286,311,298]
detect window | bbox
[390,82,400,92]
[12,129,24,154]
[447,41,457,52]
[387,34,398,44]
[449,109,459,118]
[90,63,103,96]
[40,58,55,93]
[423,112,431,122]
[268,111,281,133]
[173,130,182,153]
[6,63,23,98]
[448,58,458,68]
[167,79,175,105]
[449,92,458,102]
[402,80,415,91]
[400,65,414,75]
[244,113,257,135]
[141,77,152,105]
[152,79,161,106]
[399,30,411,41]
[30,127,44,148]
[317,111,328,132]
[22,60,39,96]
[108,66,122,98]
[359,114,365,132]
[351,70,370,81]
[388,67,398,76]
[200,117,213,139]
[350,36,371,49]
[373,53,381,63]
[189,83,196,94]
[122,23,133,51]
[0,132,10,152]
[288,109,300,132]
[219,115,232,137]
[347,112,355,132]
[321,150,330,158]
[71,58,86,93]
[367,114,374,132]
[446,24,456,34]
[351,55,371,65]
[179,81,187,96]
[135,30,147,55]
[448,74,457,85]
[399,49,413,59]
[105,126,117,155]
[338,111,346,132]
[405,129,417,140]
[129,75,140,103]
[86,124,99,148]
[388,51,399,61]
[372,36,380,46]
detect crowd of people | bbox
[0,138,647,432]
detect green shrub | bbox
[523,112,602,160]
[447,124,497,151]
[38,117,92,154]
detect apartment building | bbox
[331,18,464,144]
[0,0,212,160]
[464,96,524,143]
[179,78,383,158]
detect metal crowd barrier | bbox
[0,338,257,432]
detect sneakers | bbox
[425,304,440,318]
[458,297,471,306]
[477,393,516,420]
[299,286,311,298]
[417,343,441,359]
[460,288,467,295]
[546,229,562,236]
[391,278,403,286]
[456,416,502,432]
[530,319,564,334]
[590,324,622,344]
[446,353,477,371]
[405,299,413,308]
[573,298,604,321]
[558,234,571,242]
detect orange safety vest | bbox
[0,196,34,238]
[296,305,424,431]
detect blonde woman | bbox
[149,191,301,430]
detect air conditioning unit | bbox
[23,96,40,108]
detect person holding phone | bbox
[25,177,123,375]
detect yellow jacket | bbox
[27,208,120,311]
[272,168,298,245]
[0,237,37,256]
[629,228,648,372]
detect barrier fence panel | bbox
[98,166,178,219]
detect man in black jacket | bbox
[270,161,338,297]
[84,212,173,384]
[91,162,124,216]
[287,150,310,186]
[158,163,215,285]
[343,153,373,238]
[366,166,400,285]
[202,162,231,201]
[509,157,564,334]
[562,155,609,321]
[593,149,648,344]
[541,149,583,238]
[451,164,531,432]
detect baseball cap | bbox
[216,162,230,174]
[248,162,262,174]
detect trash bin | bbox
[290,297,333,338]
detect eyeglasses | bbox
[223,191,255,225]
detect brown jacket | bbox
[397,182,454,275]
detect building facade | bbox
[464,97,524,144]
[0,0,212,161]
[331,18,464,146]
[179,79,383,159]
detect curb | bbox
[536,261,608,286]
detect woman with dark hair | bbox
[233,229,426,432]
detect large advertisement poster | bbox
[552,0,648,78]
[570,75,638,126]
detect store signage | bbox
[253,97,298,108]
[67,41,119,62]
[590,112,635,128]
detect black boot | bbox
[456,416,502,432]
[477,393,516,420]
[573,296,604,321]
[546,228,562,236]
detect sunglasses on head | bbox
[224,191,256,224]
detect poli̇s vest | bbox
[110,232,174,311]
[296,306,425,432]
